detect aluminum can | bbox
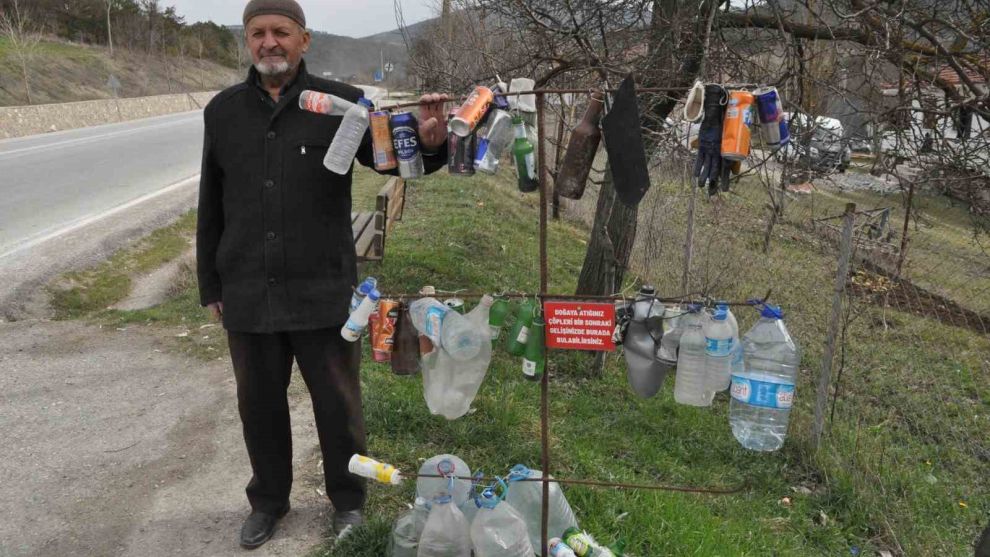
[372,299,400,362]
[389,111,425,179]
[447,106,476,175]
[721,90,754,161]
[778,115,790,146]
[449,86,494,137]
[443,298,465,314]
[753,86,783,145]
[369,110,398,171]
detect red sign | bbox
[544,301,616,352]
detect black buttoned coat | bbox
[196,61,446,332]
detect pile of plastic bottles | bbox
[371,453,624,557]
[618,285,800,452]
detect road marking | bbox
[0,114,202,159]
[0,174,200,261]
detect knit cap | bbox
[243,0,306,28]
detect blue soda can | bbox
[754,86,783,145]
[778,115,790,146]
[389,111,425,179]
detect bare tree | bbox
[105,0,119,57]
[0,0,40,105]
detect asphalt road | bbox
[0,111,204,258]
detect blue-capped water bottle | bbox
[729,304,800,451]
[342,288,380,342]
[350,276,378,313]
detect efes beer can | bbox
[372,299,400,362]
[753,87,783,145]
[370,110,398,171]
[390,111,425,179]
[449,86,494,137]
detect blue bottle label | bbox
[474,138,490,164]
[705,337,733,357]
[730,373,795,409]
[424,305,448,344]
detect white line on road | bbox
[0,174,201,261]
[0,113,202,159]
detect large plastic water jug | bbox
[470,487,534,557]
[504,464,579,555]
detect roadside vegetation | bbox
[49,166,988,555]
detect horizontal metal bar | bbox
[407,472,745,495]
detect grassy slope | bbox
[0,37,240,106]
[53,165,988,555]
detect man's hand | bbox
[417,93,450,151]
[207,301,223,322]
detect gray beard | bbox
[255,59,291,77]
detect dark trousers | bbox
[227,327,366,514]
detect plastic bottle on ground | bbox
[390,497,430,557]
[325,97,372,174]
[549,538,578,557]
[673,305,709,406]
[470,488,534,557]
[417,494,471,557]
[341,289,379,342]
[704,307,734,395]
[409,297,483,361]
[415,455,473,508]
[504,464,579,556]
[730,304,800,451]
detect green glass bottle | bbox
[488,297,511,345]
[506,297,537,356]
[522,315,546,381]
[512,115,539,193]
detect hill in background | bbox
[0,38,240,106]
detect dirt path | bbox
[0,319,331,557]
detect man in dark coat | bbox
[196,0,448,548]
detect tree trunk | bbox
[19,54,32,105]
[106,2,114,57]
[576,161,638,295]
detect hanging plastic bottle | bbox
[623,285,668,398]
[299,90,354,116]
[704,306,734,394]
[391,301,421,375]
[325,97,372,174]
[717,302,744,382]
[488,297,511,344]
[474,109,514,174]
[504,464,579,556]
[409,297,483,361]
[673,305,709,407]
[729,304,800,452]
[390,497,430,557]
[506,297,537,356]
[349,276,378,313]
[470,482,534,557]
[417,493,472,557]
[512,115,539,193]
[655,304,684,366]
[429,295,494,419]
[341,288,380,342]
[347,454,402,485]
[522,314,546,381]
[416,455,474,508]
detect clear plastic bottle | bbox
[415,455,473,508]
[350,276,378,313]
[409,297,483,361]
[704,307,734,394]
[430,296,494,419]
[504,464,579,556]
[623,285,668,398]
[729,304,800,452]
[341,289,379,342]
[325,97,372,174]
[299,90,355,116]
[474,109,514,174]
[417,494,472,557]
[390,497,430,557]
[717,303,745,384]
[549,538,578,557]
[470,488,534,557]
[674,306,709,406]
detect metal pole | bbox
[536,91,551,557]
[814,202,856,448]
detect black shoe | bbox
[239,503,290,549]
[333,509,364,540]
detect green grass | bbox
[48,210,196,319]
[56,166,987,555]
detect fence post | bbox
[813,202,856,449]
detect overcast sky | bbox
[164,0,438,38]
